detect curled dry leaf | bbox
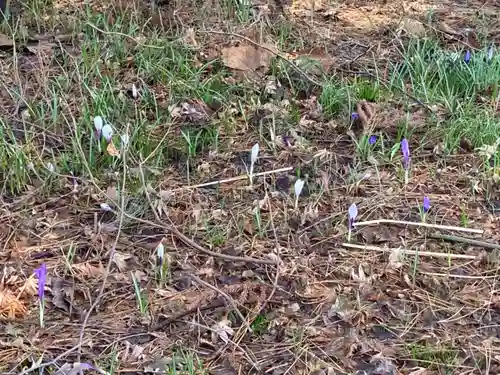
[106,142,120,157]
[50,277,73,313]
[121,341,145,363]
[53,362,96,375]
[400,17,427,38]
[211,319,235,344]
[112,251,132,272]
[388,247,403,269]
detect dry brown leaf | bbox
[401,18,426,38]
[106,185,118,201]
[211,319,234,343]
[50,277,73,313]
[221,43,275,71]
[388,247,403,269]
[408,368,429,375]
[72,262,105,278]
[106,142,120,157]
[113,251,132,272]
[292,48,335,72]
[0,33,13,47]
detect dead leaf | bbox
[401,18,426,38]
[106,185,118,201]
[183,27,198,47]
[72,262,105,278]
[211,319,234,343]
[106,142,120,157]
[221,43,275,71]
[408,368,429,375]
[388,247,403,269]
[0,33,13,47]
[291,48,335,72]
[121,341,145,363]
[113,251,132,272]
[25,40,55,56]
[50,277,73,313]
[437,21,460,36]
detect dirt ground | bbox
[0,0,500,375]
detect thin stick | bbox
[341,243,477,260]
[420,272,498,280]
[429,234,500,250]
[171,166,293,192]
[353,219,483,234]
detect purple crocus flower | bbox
[423,196,430,213]
[77,363,94,371]
[351,112,359,120]
[348,203,358,230]
[34,263,47,302]
[464,50,471,64]
[401,138,410,169]
[368,135,377,145]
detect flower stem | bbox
[39,300,45,328]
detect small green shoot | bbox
[131,272,149,315]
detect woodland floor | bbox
[1,0,500,375]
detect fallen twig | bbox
[341,242,477,260]
[171,166,293,192]
[429,233,500,250]
[353,219,483,234]
[420,272,497,279]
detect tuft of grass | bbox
[251,314,270,336]
[319,79,350,118]
[406,343,460,369]
[391,38,500,111]
[131,272,149,315]
[353,78,381,102]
